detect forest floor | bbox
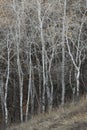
[8,98,87,130]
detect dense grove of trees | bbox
[0,0,87,129]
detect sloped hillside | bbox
[8,99,87,130]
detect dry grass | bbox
[7,98,87,130]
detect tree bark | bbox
[61,0,66,105]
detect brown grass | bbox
[7,98,87,130]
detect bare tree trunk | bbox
[37,0,46,112]
[49,72,53,110]
[16,26,23,123]
[38,67,42,113]
[13,0,24,122]
[61,0,66,105]
[17,47,23,122]
[76,69,80,101]
[26,43,32,121]
[34,46,42,113]
[45,55,50,110]
[16,32,23,122]
[47,57,54,111]
[4,40,10,126]
[0,76,5,129]
[30,79,35,115]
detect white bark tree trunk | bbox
[13,0,24,122]
[76,69,80,101]
[26,43,32,121]
[4,41,10,126]
[0,76,5,128]
[17,44,23,122]
[34,46,42,113]
[16,17,23,123]
[61,0,66,105]
[37,0,46,112]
